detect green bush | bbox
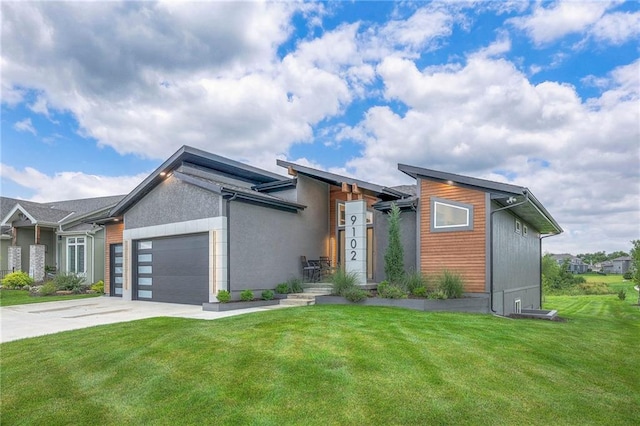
[287,277,304,293]
[377,281,407,299]
[344,288,368,303]
[53,273,86,294]
[623,271,633,280]
[217,290,231,303]
[428,291,448,300]
[438,270,464,299]
[240,289,254,301]
[330,269,359,296]
[384,203,405,284]
[38,282,57,296]
[275,283,290,294]
[2,271,34,289]
[90,280,104,294]
[577,282,613,295]
[261,290,274,300]
[618,289,626,300]
[411,286,428,297]
[402,271,430,294]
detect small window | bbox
[431,197,473,232]
[138,277,153,285]
[138,241,153,250]
[138,254,152,263]
[138,290,152,299]
[514,299,522,314]
[138,265,152,274]
[523,225,528,236]
[338,202,373,226]
[515,219,522,234]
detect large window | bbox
[67,237,86,274]
[431,197,474,232]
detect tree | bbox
[384,203,404,284]
[630,240,640,305]
[607,251,629,261]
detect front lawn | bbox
[1,296,638,425]
[0,289,101,307]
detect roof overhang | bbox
[277,160,410,200]
[1,204,38,226]
[398,163,562,235]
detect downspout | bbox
[85,231,95,284]
[489,193,529,314]
[225,193,238,295]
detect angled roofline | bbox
[111,145,287,216]
[1,203,37,226]
[398,163,562,235]
[277,160,410,200]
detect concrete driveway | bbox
[0,296,287,343]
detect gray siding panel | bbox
[374,209,417,282]
[125,176,220,229]
[228,175,328,297]
[492,203,541,315]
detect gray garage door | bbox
[134,233,209,305]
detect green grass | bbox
[576,272,629,285]
[0,289,101,307]
[1,298,639,425]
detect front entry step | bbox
[280,293,319,306]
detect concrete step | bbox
[303,288,332,295]
[287,293,317,300]
[279,297,314,307]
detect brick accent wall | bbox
[420,180,487,293]
[104,223,124,294]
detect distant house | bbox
[0,195,124,282]
[550,254,589,274]
[611,256,632,274]
[600,261,614,274]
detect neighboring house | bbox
[98,145,562,316]
[0,195,124,283]
[601,261,614,274]
[550,254,589,274]
[611,256,632,274]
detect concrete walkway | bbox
[0,296,289,343]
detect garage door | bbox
[134,233,209,305]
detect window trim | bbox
[515,219,522,234]
[337,202,373,228]
[66,236,86,276]
[430,197,474,233]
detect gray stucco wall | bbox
[0,238,9,270]
[373,209,417,283]
[125,175,221,229]
[16,228,33,272]
[93,228,105,283]
[228,175,329,298]
[40,229,57,268]
[491,204,541,315]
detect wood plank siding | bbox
[104,222,124,294]
[420,180,487,293]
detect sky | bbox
[1,0,639,256]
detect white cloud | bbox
[13,118,36,135]
[510,1,612,45]
[590,10,640,44]
[0,163,147,202]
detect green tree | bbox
[384,203,405,284]
[607,251,629,261]
[541,254,559,289]
[630,240,640,305]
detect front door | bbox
[110,243,123,297]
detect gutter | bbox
[488,193,529,314]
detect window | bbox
[514,299,522,314]
[523,225,528,236]
[67,237,86,275]
[515,219,522,234]
[138,241,152,250]
[431,198,473,232]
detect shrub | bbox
[330,269,359,296]
[623,271,633,280]
[53,273,86,294]
[287,277,304,293]
[577,282,613,295]
[38,282,57,296]
[2,271,34,289]
[438,270,464,299]
[261,290,274,300]
[402,271,430,294]
[240,289,254,301]
[217,290,231,303]
[275,283,290,294]
[618,289,626,300]
[384,203,405,284]
[377,281,407,299]
[411,286,428,298]
[428,291,448,300]
[344,288,369,303]
[90,280,104,294]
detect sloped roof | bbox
[111,145,288,216]
[398,164,562,235]
[276,160,411,201]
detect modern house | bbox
[97,145,562,315]
[0,195,124,283]
[550,254,589,274]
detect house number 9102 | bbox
[350,214,358,260]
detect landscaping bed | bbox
[203,299,280,311]
[315,294,489,313]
